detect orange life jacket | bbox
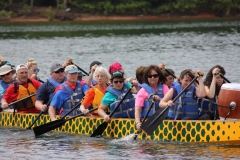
[15,80,37,112]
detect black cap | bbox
[111,70,123,79]
[89,61,102,70]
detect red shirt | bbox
[3,78,41,113]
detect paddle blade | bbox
[90,122,108,137]
[141,107,169,135]
[33,119,65,136]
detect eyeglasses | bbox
[147,74,159,78]
[1,72,11,77]
[113,80,123,84]
[54,69,64,74]
[33,68,40,72]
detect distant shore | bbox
[1,13,240,23]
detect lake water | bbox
[0,19,240,159]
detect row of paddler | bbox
[0,56,238,137]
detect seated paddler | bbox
[79,66,110,117]
[35,62,66,113]
[98,70,138,122]
[198,65,226,120]
[135,65,169,131]
[0,65,16,111]
[48,65,89,121]
[1,64,41,113]
[160,69,206,120]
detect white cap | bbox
[64,65,80,74]
[16,64,28,72]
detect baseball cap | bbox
[50,63,64,72]
[16,64,28,72]
[65,65,80,74]
[111,70,123,79]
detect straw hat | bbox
[0,65,15,76]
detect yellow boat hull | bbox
[0,112,240,143]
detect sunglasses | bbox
[54,69,64,74]
[1,72,11,77]
[113,80,123,84]
[147,74,159,78]
[33,68,40,72]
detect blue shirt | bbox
[36,80,57,104]
[50,82,89,109]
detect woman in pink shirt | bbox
[135,65,169,131]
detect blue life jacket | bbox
[47,77,66,99]
[140,83,164,118]
[168,83,199,120]
[0,80,12,100]
[199,96,217,116]
[107,83,135,118]
[60,82,84,116]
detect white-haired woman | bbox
[80,66,111,116]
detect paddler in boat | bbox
[135,66,146,91]
[109,61,139,87]
[160,69,206,120]
[161,68,175,89]
[98,70,138,121]
[35,62,66,113]
[135,64,168,131]
[48,65,89,121]
[198,65,226,120]
[0,65,16,111]
[25,58,44,83]
[1,64,41,113]
[79,66,110,117]
[84,61,103,88]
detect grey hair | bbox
[93,66,111,83]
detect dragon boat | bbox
[0,111,240,143]
[0,83,240,143]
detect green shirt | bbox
[101,82,131,107]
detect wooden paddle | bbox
[26,99,52,129]
[71,62,89,76]
[141,75,199,135]
[90,85,133,137]
[133,99,155,140]
[33,99,86,136]
[33,108,97,136]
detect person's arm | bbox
[48,106,57,121]
[206,68,219,98]
[135,107,142,131]
[195,74,206,99]
[159,88,174,108]
[85,64,98,87]
[1,85,16,109]
[1,98,9,109]
[35,83,48,111]
[98,103,110,122]
[85,73,93,88]
[79,104,90,115]
[35,100,48,112]
[48,90,67,121]
[80,88,94,115]
[134,88,148,131]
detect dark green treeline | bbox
[1,0,240,17]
